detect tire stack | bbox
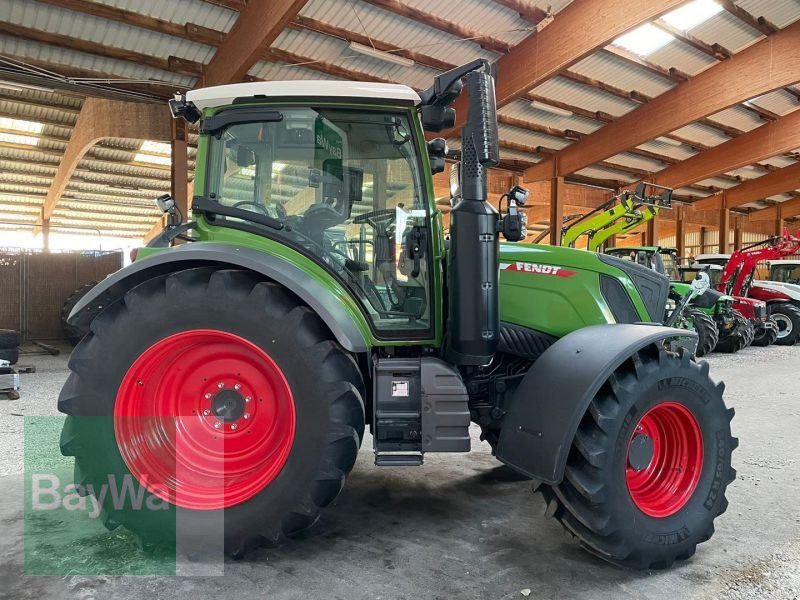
[0,329,20,365]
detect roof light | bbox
[348,42,415,68]
[0,132,39,146]
[140,140,172,154]
[0,117,44,134]
[133,153,171,166]
[530,100,572,118]
[660,0,722,31]
[613,23,674,56]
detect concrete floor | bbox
[0,342,799,600]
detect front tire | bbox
[714,310,749,353]
[684,308,718,356]
[59,267,365,556]
[751,317,778,347]
[769,303,800,345]
[537,346,736,569]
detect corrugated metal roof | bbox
[644,41,717,77]
[735,0,800,29]
[300,0,495,69]
[606,152,668,173]
[694,176,739,189]
[669,122,731,147]
[532,76,638,117]
[499,99,603,134]
[760,155,798,169]
[708,105,763,133]
[0,34,195,88]
[272,27,439,90]
[570,52,676,98]
[498,123,571,150]
[636,140,698,161]
[2,0,215,63]
[94,0,238,33]
[687,9,761,53]
[575,166,636,182]
[750,92,800,117]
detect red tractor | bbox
[697,229,800,345]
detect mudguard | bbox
[495,323,696,484]
[68,242,369,352]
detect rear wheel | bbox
[751,317,778,347]
[61,282,97,345]
[537,346,736,569]
[684,308,718,356]
[769,303,800,345]
[59,267,365,556]
[714,310,749,353]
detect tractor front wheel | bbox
[537,346,736,569]
[769,303,800,345]
[58,267,365,556]
[751,317,778,347]
[684,308,718,356]
[715,310,749,353]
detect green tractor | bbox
[61,61,736,569]
[605,246,751,354]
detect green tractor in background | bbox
[605,247,752,354]
[60,61,736,569]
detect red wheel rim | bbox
[625,402,703,518]
[114,329,295,510]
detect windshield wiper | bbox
[192,195,285,230]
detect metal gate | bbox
[0,249,123,341]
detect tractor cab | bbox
[604,246,681,280]
[768,260,800,285]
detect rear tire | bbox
[714,310,748,353]
[59,267,365,556]
[537,346,736,570]
[0,347,18,365]
[751,317,778,347]
[61,282,97,345]
[0,329,20,349]
[684,308,718,356]
[769,303,800,345]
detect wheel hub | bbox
[627,433,654,471]
[773,314,792,338]
[211,388,246,422]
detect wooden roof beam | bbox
[201,0,307,86]
[35,97,170,232]
[648,109,800,195]
[694,161,800,212]
[523,21,800,183]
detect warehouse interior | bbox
[1,1,800,599]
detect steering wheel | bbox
[232,200,270,215]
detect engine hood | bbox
[755,280,800,300]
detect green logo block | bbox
[24,416,177,576]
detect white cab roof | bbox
[695,254,731,261]
[186,81,421,112]
[769,260,800,266]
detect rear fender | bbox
[68,242,370,352]
[495,323,696,484]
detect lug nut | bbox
[204,393,212,400]
[217,382,225,389]
[243,413,250,420]
[203,409,211,416]
[231,423,238,430]
[245,396,252,403]
[214,421,221,429]
[234,383,241,391]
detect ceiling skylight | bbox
[613,23,674,56]
[660,0,723,31]
[0,117,44,134]
[0,132,40,146]
[134,140,172,165]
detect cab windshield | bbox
[771,264,800,284]
[204,107,432,335]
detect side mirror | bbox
[692,271,711,294]
[427,138,447,174]
[155,193,176,214]
[449,162,461,200]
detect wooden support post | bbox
[734,217,743,251]
[719,192,730,253]
[775,206,785,236]
[604,234,617,249]
[549,176,565,246]
[41,216,50,251]
[676,206,686,259]
[700,227,707,253]
[645,217,659,246]
[171,118,188,220]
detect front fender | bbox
[68,242,370,352]
[495,323,696,484]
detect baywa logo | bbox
[31,473,170,518]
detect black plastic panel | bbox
[497,322,558,360]
[600,274,641,324]
[599,254,669,322]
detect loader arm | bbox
[587,204,659,252]
[561,194,637,248]
[719,228,800,295]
